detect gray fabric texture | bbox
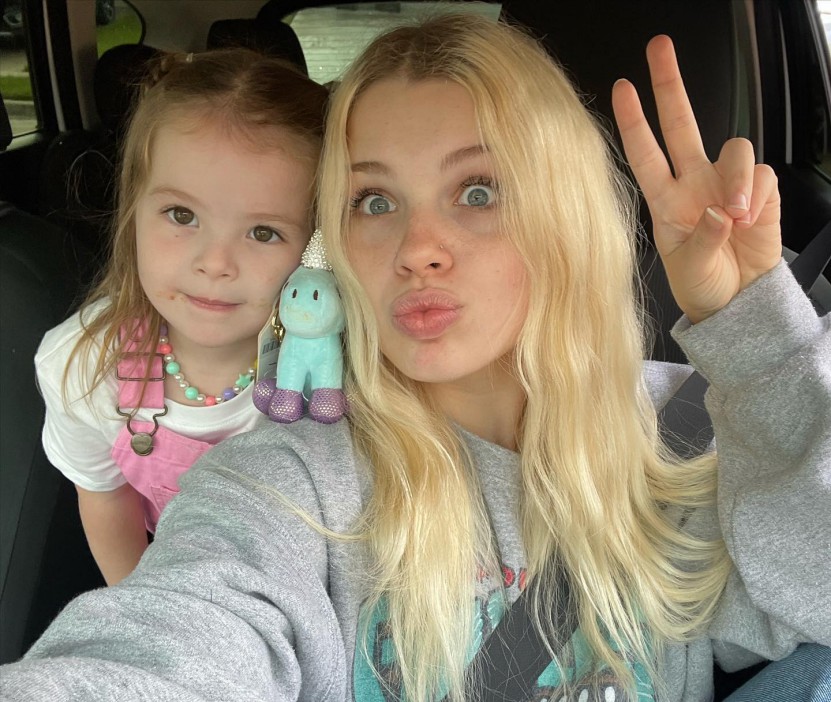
[1,260,829,701]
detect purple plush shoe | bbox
[308,388,347,424]
[252,378,277,415]
[269,388,304,423]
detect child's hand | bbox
[612,35,782,324]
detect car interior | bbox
[1,0,830,696]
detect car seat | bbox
[0,203,104,664]
[499,0,741,364]
[35,42,161,287]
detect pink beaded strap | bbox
[116,320,165,409]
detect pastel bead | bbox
[204,396,217,406]
[222,388,236,401]
[185,386,199,400]
[159,343,172,354]
[166,361,180,374]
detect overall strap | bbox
[116,320,165,409]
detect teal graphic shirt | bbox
[353,562,654,702]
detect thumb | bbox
[684,206,732,257]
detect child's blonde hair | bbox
[319,14,730,701]
[67,48,328,404]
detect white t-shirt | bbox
[35,300,268,492]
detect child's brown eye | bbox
[251,226,280,243]
[165,206,196,226]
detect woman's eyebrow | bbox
[350,160,389,175]
[351,145,489,175]
[440,144,489,171]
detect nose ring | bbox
[439,244,444,249]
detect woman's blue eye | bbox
[362,194,395,215]
[351,189,397,215]
[458,184,496,207]
[164,206,198,226]
[249,225,282,243]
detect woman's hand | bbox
[612,35,782,323]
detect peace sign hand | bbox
[612,35,782,324]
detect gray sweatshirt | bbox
[1,260,829,702]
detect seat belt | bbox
[789,219,831,296]
[464,565,574,702]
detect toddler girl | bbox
[35,48,328,585]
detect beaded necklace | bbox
[157,325,254,406]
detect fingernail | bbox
[728,194,748,211]
[737,212,752,224]
[706,207,724,225]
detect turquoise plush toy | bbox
[253,230,346,424]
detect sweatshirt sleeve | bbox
[672,259,831,668]
[0,421,361,701]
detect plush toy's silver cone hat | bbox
[301,229,332,271]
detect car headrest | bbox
[94,43,162,136]
[502,0,740,238]
[206,18,308,75]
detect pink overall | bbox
[110,328,214,533]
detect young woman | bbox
[35,48,327,584]
[3,14,828,702]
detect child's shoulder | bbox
[37,299,111,358]
[35,298,113,378]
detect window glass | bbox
[96,0,143,56]
[811,2,831,175]
[0,1,37,137]
[819,0,831,57]
[286,2,502,85]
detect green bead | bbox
[184,386,199,400]
[166,361,180,374]
[236,373,253,389]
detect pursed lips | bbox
[392,289,461,339]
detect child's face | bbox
[134,119,314,357]
[345,78,528,391]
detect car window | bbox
[1,1,36,137]
[95,0,143,57]
[810,1,831,177]
[285,1,502,85]
[820,0,831,56]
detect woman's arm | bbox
[76,483,148,585]
[0,421,361,701]
[675,261,831,664]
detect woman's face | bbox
[346,78,528,391]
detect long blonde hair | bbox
[319,14,730,700]
[65,48,328,404]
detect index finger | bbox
[646,35,709,175]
